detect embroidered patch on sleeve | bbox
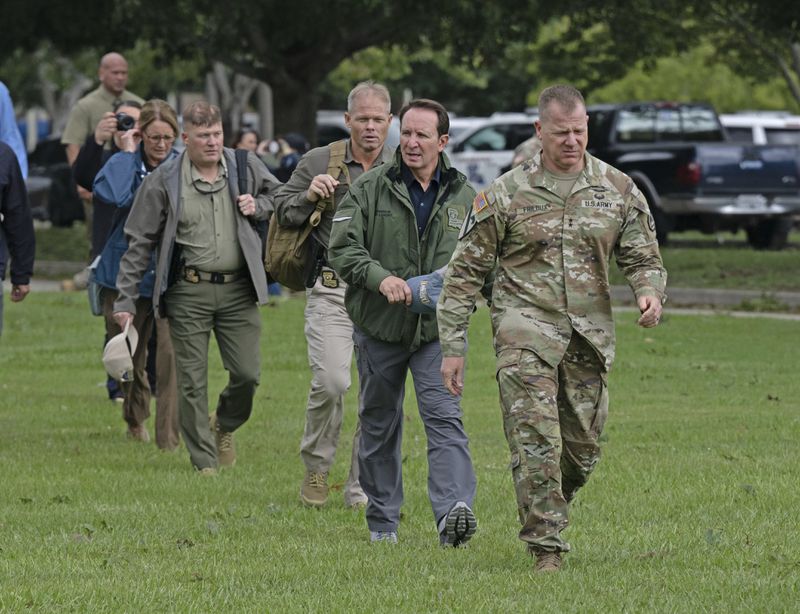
[473,191,489,213]
[459,207,477,239]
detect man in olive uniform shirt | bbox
[438,85,666,572]
[62,52,143,167]
[274,81,394,510]
[61,52,143,290]
[114,102,281,474]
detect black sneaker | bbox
[438,501,477,547]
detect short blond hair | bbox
[538,85,585,120]
[182,100,222,128]
[347,81,391,114]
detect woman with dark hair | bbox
[92,99,181,449]
[232,128,260,152]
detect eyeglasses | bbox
[143,133,176,144]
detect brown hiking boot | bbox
[300,471,329,507]
[126,424,150,443]
[533,550,563,573]
[210,413,236,467]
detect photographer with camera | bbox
[74,101,143,260]
[92,99,181,448]
[72,100,143,405]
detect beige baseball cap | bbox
[102,321,139,382]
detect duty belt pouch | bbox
[303,237,323,288]
[166,244,184,288]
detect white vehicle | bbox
[446,112,537,190]
[316,110,400,150]
[447,116,487,142]
[720,112,800,146]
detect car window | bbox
[765,128,800,145]
[462,126,507,151]
[616,105,723,142]
[460,123,535,152]
[725,127,754,143]
[616,107,656,142]
[680,106,723,141]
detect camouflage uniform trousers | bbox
[496,332,608,553]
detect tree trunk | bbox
[268,73,319,147]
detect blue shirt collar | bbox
[401,160,441,190]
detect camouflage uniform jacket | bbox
[438,149,667,370]
[328,150,475,350]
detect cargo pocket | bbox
[495,348,522,380]
[589,374,609,438]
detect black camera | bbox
[116,112,136,131]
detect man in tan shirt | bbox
[61,52,143,290]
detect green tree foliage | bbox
[540,1,800,110]
[318,45,533,116]
[0,39,205,135]
[3,0,552,138]
[589,44,796,112]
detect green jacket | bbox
[328,151,475,350]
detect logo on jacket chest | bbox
[580,194,617,209]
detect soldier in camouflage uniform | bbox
[437,85,666,572]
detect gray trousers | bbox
[165,277,261,470]
[300,273,363,504]
[353,329,477,533]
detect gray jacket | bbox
[114,148,280,316]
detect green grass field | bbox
[1,293,798,612]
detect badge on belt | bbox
[321,270,339,288]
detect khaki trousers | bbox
[165,277,261,470]
[300,272,364,505]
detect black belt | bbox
[182,266,246,284]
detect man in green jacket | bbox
[328,99,478,546]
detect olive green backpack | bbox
[265,139,349,290]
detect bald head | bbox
[99,52,129,97]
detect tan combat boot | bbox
[300,471,329,507]
[210,413,236,467]
[533,550,563,573]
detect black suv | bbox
[26,137,84,227]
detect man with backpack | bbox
[113,101,280,474]
[273,81,394,509]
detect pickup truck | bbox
[586,102,800,249]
